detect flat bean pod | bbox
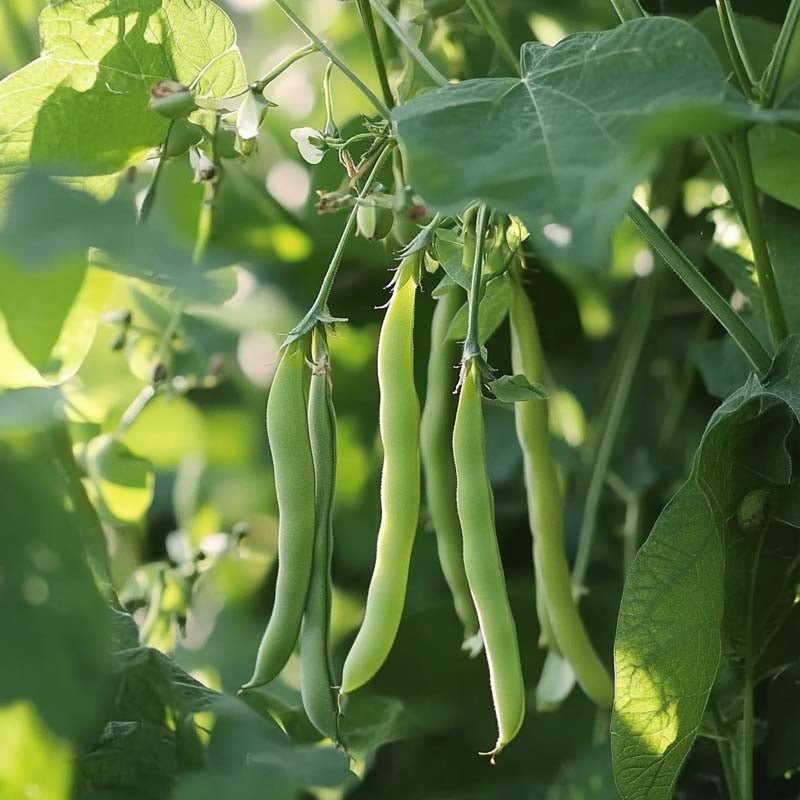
[509,283,613,708]
[300,332,340,742]
[241,342,316,690]
[340,268,421,694]
[454,361,525,760]
[420,285,481,647]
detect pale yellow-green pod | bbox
[340,268,421,693]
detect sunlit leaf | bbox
[0,0,246,192]
[612,338,800,799]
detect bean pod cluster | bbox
[241,214,612,757]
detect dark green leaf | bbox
[393,18,791,267]
[0,430,111,740]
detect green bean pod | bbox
[420,286,481,647]
[509,283,613,708]
[454,361,525,760]
[340,268,421,693]
[241,342,316,690]
[300,332,340,742]
[509,284,556,650]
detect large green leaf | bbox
[0,0,246,185]
[393,17,783,267]
[611,339,800,799]
[0,428,111,740]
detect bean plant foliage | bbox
[2,0,800,798]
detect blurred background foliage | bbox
[2,0,800,798]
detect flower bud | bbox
[236,89,274,140]
[150,80,197,120]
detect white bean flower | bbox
[290,126,326,164]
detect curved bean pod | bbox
[509,283,556,650]
[420,285,481,646]
[300,332,340,742]
[241,342,316,690]
[340,268,421,693]
[509,282,613,708]
[454,361,525,760]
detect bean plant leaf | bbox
[611,337,800,799]
[393,17,796,267]
[489,374,548,402]
[446,272,513,342]
[86,434,156,523]
[0,428,112,741]
[0,0,246,189]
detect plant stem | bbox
[253,42,318,92]
[740,526,767,800]
[760,0,800,106]
[462,204,489,364]
[730,132,789,344]
[194,114,220,265]
[139,122,175,223]
[369,0,448,87]
[715,0,758,99]
[741,528,766,800]
[627,201,772,375]
[271,0,391,119]
[572,273,657,592]
[356,0,395,109]
[287,144,394,343]
[712,703,744,800]
[465,0,519,75]
[704,134,746,221]
[609,0,646,23]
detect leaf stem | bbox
[271,0,391,119]
[760,0,800,107]
[369,0,448,87]
[465,0,519,75]
[715,0,758,99]
[572,273,658,592]
[462,204,489,364]
[626,201,772,375]
[139,122,175,223]
[704,134,747,221]
[729,132,789,344]
[253,42,318,92]
[609,0,646,23]
[356,0,395,109]
[285,143,395,344]
[194,114,221,265]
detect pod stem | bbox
[462,204,489,370]
[253,42,319,93]
[284,143,395,348]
